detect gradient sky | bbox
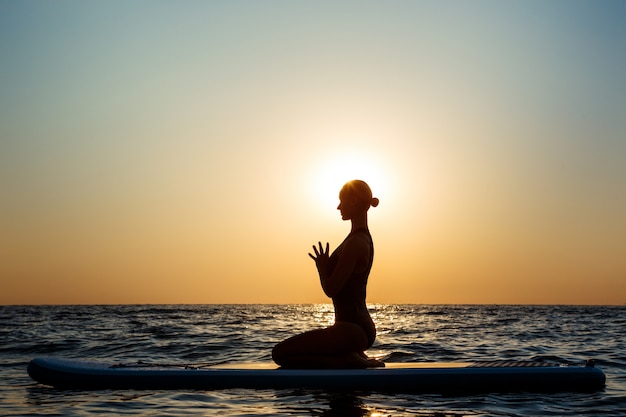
[2,1,625,305]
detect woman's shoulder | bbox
[349,228,371,241]
[344,231,371,251]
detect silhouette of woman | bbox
[272,180,384,368]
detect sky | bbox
[1,1,625,305]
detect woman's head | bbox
[339,180,379,212]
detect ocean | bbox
[1,304,624,416]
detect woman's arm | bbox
[309,236,368,297]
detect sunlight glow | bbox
[308,147,391,212]
[3,2,625,305]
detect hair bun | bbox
[370,197,380,208]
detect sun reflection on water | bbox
[310,303,335,327]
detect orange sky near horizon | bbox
[2,2,625,306]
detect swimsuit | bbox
[328,228,376,348]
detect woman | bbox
[272,180,384,368]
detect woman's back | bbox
[330,228,376,347]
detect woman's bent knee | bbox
[272,342,285,365]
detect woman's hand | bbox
[308,241,329,273]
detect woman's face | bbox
[337,192,359,220]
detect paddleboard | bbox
[27,357,605,393]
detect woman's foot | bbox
[366,357,386,368]
[356,351,385,368]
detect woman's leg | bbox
[272,322,383,369]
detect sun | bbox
[308,149,390,212]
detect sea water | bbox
[1,304,625,416]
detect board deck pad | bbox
[27,357,606,394]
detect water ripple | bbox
[1,304,624,416]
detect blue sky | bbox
[1,1,625,304]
